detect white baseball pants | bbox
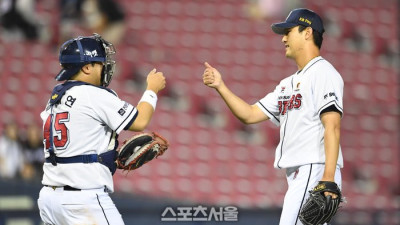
[38,186,124,225]
[279,164,342,225]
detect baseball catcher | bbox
[116,132,169,171]
[299,181,343,225]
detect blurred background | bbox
[0,0,398,224]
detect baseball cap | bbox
[271,8,325,35]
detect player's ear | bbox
[305,27,313,40]
[81,64,92,75]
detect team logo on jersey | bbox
[294,82,301,91]
[278,94,302,115]
[118,108,126,116]
[118,102,129,116]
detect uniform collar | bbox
[297,56,323,75]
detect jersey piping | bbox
[277,112,289,169]
[115,107,137,132]
[295,164,313,225]
[277,76,294,169]
[302,58,324,74]
[258,101,280,123]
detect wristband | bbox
[139,90,158,110]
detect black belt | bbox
[45,185,81,191]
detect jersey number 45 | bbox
[43,112,70,150]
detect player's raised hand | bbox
[146,68,166,93]
[203,62,223,89]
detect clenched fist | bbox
[146,68,166,93]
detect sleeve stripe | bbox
[116,107,137,133]
[318,100,343,116]
[123,114,137,130]
[258,101,280,123]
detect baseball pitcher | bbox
[203,8,344,225]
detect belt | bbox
[45,185,81,191]
[44,185,110,192]
[45,154,98,164]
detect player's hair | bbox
[298,25,323,49]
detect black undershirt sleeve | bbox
[320,105,342,117]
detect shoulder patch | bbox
[118,102,129,116]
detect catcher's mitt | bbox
[116,132,168,171]
[299,181,343,225]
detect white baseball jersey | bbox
[256,56,344,169]
[40,82,137,192]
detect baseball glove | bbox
[116,132,169,171]
[299,181,343,225]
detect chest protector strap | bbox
[45,151,117,175]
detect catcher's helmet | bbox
[56,33,116,87]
